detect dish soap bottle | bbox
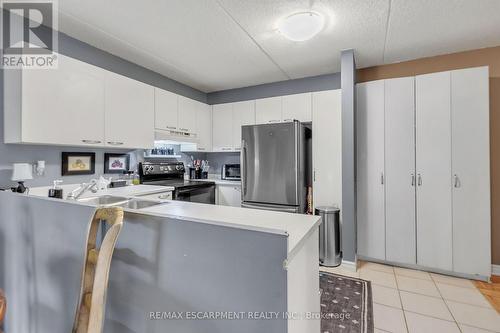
[132,171,140,185]
[48,180,63,199]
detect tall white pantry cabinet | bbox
[356,67,491,279]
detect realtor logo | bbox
[1,0,58,68]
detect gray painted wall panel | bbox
[207,73,341,104]
[341,50,357,263]
[54,30,207,103]
[0,192,288,332]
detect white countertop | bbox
[29,184,173,199]
[140,201,319,257]
[26,183,320,257]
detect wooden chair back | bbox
[72,207,124,333]
[0,288,5,332]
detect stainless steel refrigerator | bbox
[241,120,311,213]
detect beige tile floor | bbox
[320,261,500,333]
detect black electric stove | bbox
[139,162,215,204]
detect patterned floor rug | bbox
[320,271,374,333]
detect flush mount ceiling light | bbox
[277,11,325,42]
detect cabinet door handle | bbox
[411,173,415,186]
[197,147,205,151]
[454,174,461,188]
[107,141,124,145]
[166,126,176,130]
[268,119,280,123]
[82,139,102,144]
[179,128,189,132]
[221,147,232,151]
[380,172,384,185]
[417,174,422,186]
[283,118,293,122]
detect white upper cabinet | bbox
[232,100,255,150]
[104,71,155,149]
[155,88,178,131]
[212,103,233,151]
[312,90,342,211]
[255,96,282,124]
[177,96,197,133]
[195,102,212,151]
[4,53,106,146]
[282,93,312,122]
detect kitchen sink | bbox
[116,199,166,210]
[77,195,130,206]
[77,195,165,210]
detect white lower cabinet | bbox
[216,184,241,207]
[356,67,490,278]
[135,191,173,201]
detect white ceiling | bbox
[56,0,500,92]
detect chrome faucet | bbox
[67,180,99,200]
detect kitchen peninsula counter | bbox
[0,189,320,333]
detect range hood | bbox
[154,129,198,144]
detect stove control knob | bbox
[175,165,182,170]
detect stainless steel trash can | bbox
[316,206,342,267]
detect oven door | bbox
[174,185,215,204]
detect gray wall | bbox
[0,28,206,189]
[207,73,341,104]
[341,50,357,263]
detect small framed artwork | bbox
[62,152,96,176]
[104,153,130,174]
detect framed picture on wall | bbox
[104,153,130,174]
[61,152,96,176]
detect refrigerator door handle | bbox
[241,139,247,198]
[241,202,299,213]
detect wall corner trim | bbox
[341,49,357,263]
